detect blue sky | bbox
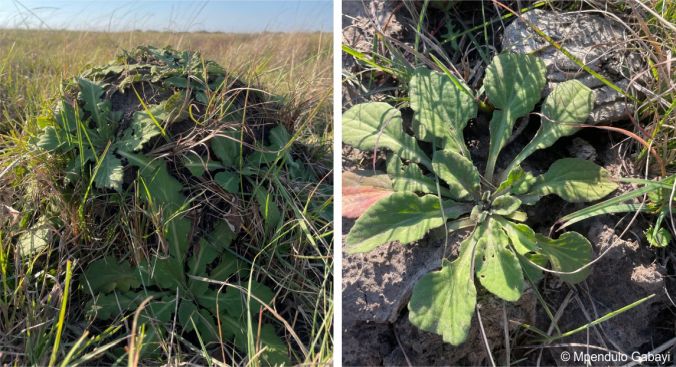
[0,0,332,32]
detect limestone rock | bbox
[502,9,647,124]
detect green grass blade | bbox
[341,44,396,75]
[49,260,73,367]
[131,85,167,138]
[558,175,676,229]
[59,330,89,367]
[544,294,655,342]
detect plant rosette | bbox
[33,46,304,364]
[342,53,618,345]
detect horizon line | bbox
[0,27,330,35]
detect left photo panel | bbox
[0,1,333,366]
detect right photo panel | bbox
[341,1,676,366]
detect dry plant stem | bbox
[128,296,153,367]
[573,294,611,352]
[476,307,497,367]
[167,287,180,361]
[664,286,676,308]
[537,289,574,366]
[668,178,675,236]
[577,124,667,177]
[630,0,676,33]
[502,301,510,367]
[394,329,413,367]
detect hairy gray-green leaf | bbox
[189,221,235,276]
[475,220,523,301]
[491,195,521,215]
[211,131,241,167]
[188,238,222,276]
[115,106,164,152]
[431,149,481,200]
[497,218,546,283]
[529,158,617,202]
[77,77,107,128]
[496,218,539,255]
[209,252,242,281]
[505,80,594,176]
[343,102,432,168]
[215,171,240,193]
[387,155,449,196]
[484,53,546,182]
[144,296,176,324]
[178,301,218,339]
[268,125,291,150]
[246,125,293,167]
[646,225,671,248]
[84,257,141,293]
[65,148,95,184]
[183,153,224,177]
[536,232,592,284]
[118,151,186,210]
[206,221,236,249]
[147,257,186,290]
[165,216,191,264]
[200,280,274,321]
[198,289,237,319]
[408,233,477,345]
[55,100,78,133]
[88,291,143,320]
[93,152,124,192]
[345,193,470,253]
[496,166,537,196]
[409,69,476,155]
[255,187,282,233]
[17,217,51,257]
[36,126,70,152]
[257,324,291,366]
[521,253,547,284]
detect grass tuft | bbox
[0,29,332,365]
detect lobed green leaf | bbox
[387,155,449,196]
[529,158,617,203]
[346,193,471,253]
[343,102,432,168]
[211,131,242,167]
[431,149,481,201]
[484,53,547,182]
[408,232,478,345]
[491,195,522,216]
[409,68,476,155]
[536,232,592,284]
[475,220,523,301]
[93,152,124,192]
[83,257,141,293]
[505,80,594,176]
[215,171,240,193]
